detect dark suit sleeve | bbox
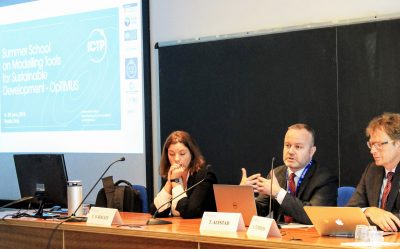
[175,167,218,218]
[255,194,272,217]
[255,164,338,225]
[280,170,337,224]
[347,163,373,208]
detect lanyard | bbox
[286,160,313,195]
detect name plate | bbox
[247,216,281,238]
[86,207,123,226]
[200,212,245,232]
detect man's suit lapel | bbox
[370,166,385,207]
[296,163,315,197]
[385,165,400,211]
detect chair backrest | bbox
[337,186,356,207]
[132,185,148,213]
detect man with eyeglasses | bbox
[348,112,400,232]
[240,123,338,224]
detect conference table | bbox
[0,212,399,249]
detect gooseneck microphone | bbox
[147,165,210,225]
[268,157,275,219]
[65,157,125,222]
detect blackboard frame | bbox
[157,19,400,187]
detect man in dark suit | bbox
[347,112,400,232]
[240,123,338,224]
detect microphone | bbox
[64,157,125,222]
[0,196,34,209]
[268,157,275,219]
[147,165,211,225]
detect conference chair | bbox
[132,185,148,213]
[337,186,356,207]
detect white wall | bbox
[150,0,400,43]
[149,0,400,193]
[0,153,146,204]
[2,1,400,204]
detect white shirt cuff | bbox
[154,188,172,213]
[171,184,187,216]
[275,188,287,205]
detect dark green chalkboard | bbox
[158,19,400,187]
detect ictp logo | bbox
[87,29,107,63]
[335,219,344,226]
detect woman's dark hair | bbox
[159,131,205,178]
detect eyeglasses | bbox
[366,140,394,150]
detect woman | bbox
[151,131,217,218]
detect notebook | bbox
[304,206,369,237]
[213,184,257,226]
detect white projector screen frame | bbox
[0,0,145,154]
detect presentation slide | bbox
[0,0,145,153]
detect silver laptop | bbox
[304,206,369,237]
[213,184,257,226]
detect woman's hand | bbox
[164,163,183,194]
[168,163,185,180]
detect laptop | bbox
[213,184,257,226]
[304,206,369,237]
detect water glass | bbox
[354,225,368,241]
[368,230,384,242]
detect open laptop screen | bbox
[304,206,369,236]
[213,184,257,226]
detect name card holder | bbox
[86,207,123,226]
[200,212,245,233]
[247,216,281,238]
